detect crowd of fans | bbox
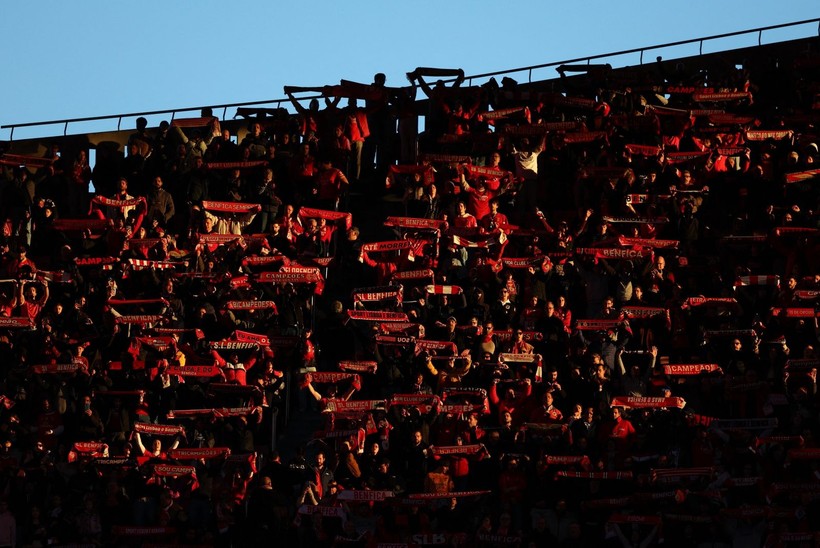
[0,47,818,547]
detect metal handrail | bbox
[3,17,819,140]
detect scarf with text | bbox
[386,165,435,187]
[353,286,403,303]
[785,168,820,184]
[618,237,679,249]
[347,310,409,323]
[297,207,353,230]
[601,216,669,224]
[745,129,793,141]
[201,201,259,214]
[92,195,144,207]
[621,306,667,319]
[165,365,221,378]
[167,447,231,460]
[663,364,722,376]
[384,216,446,233]
[610,396,686,409]
[338,361,378,374]
[225,300,278,312]
[392,269,435,282]
[134,423,184,436]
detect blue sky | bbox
[1,2,818,140]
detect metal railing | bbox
[2,17,818,141]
